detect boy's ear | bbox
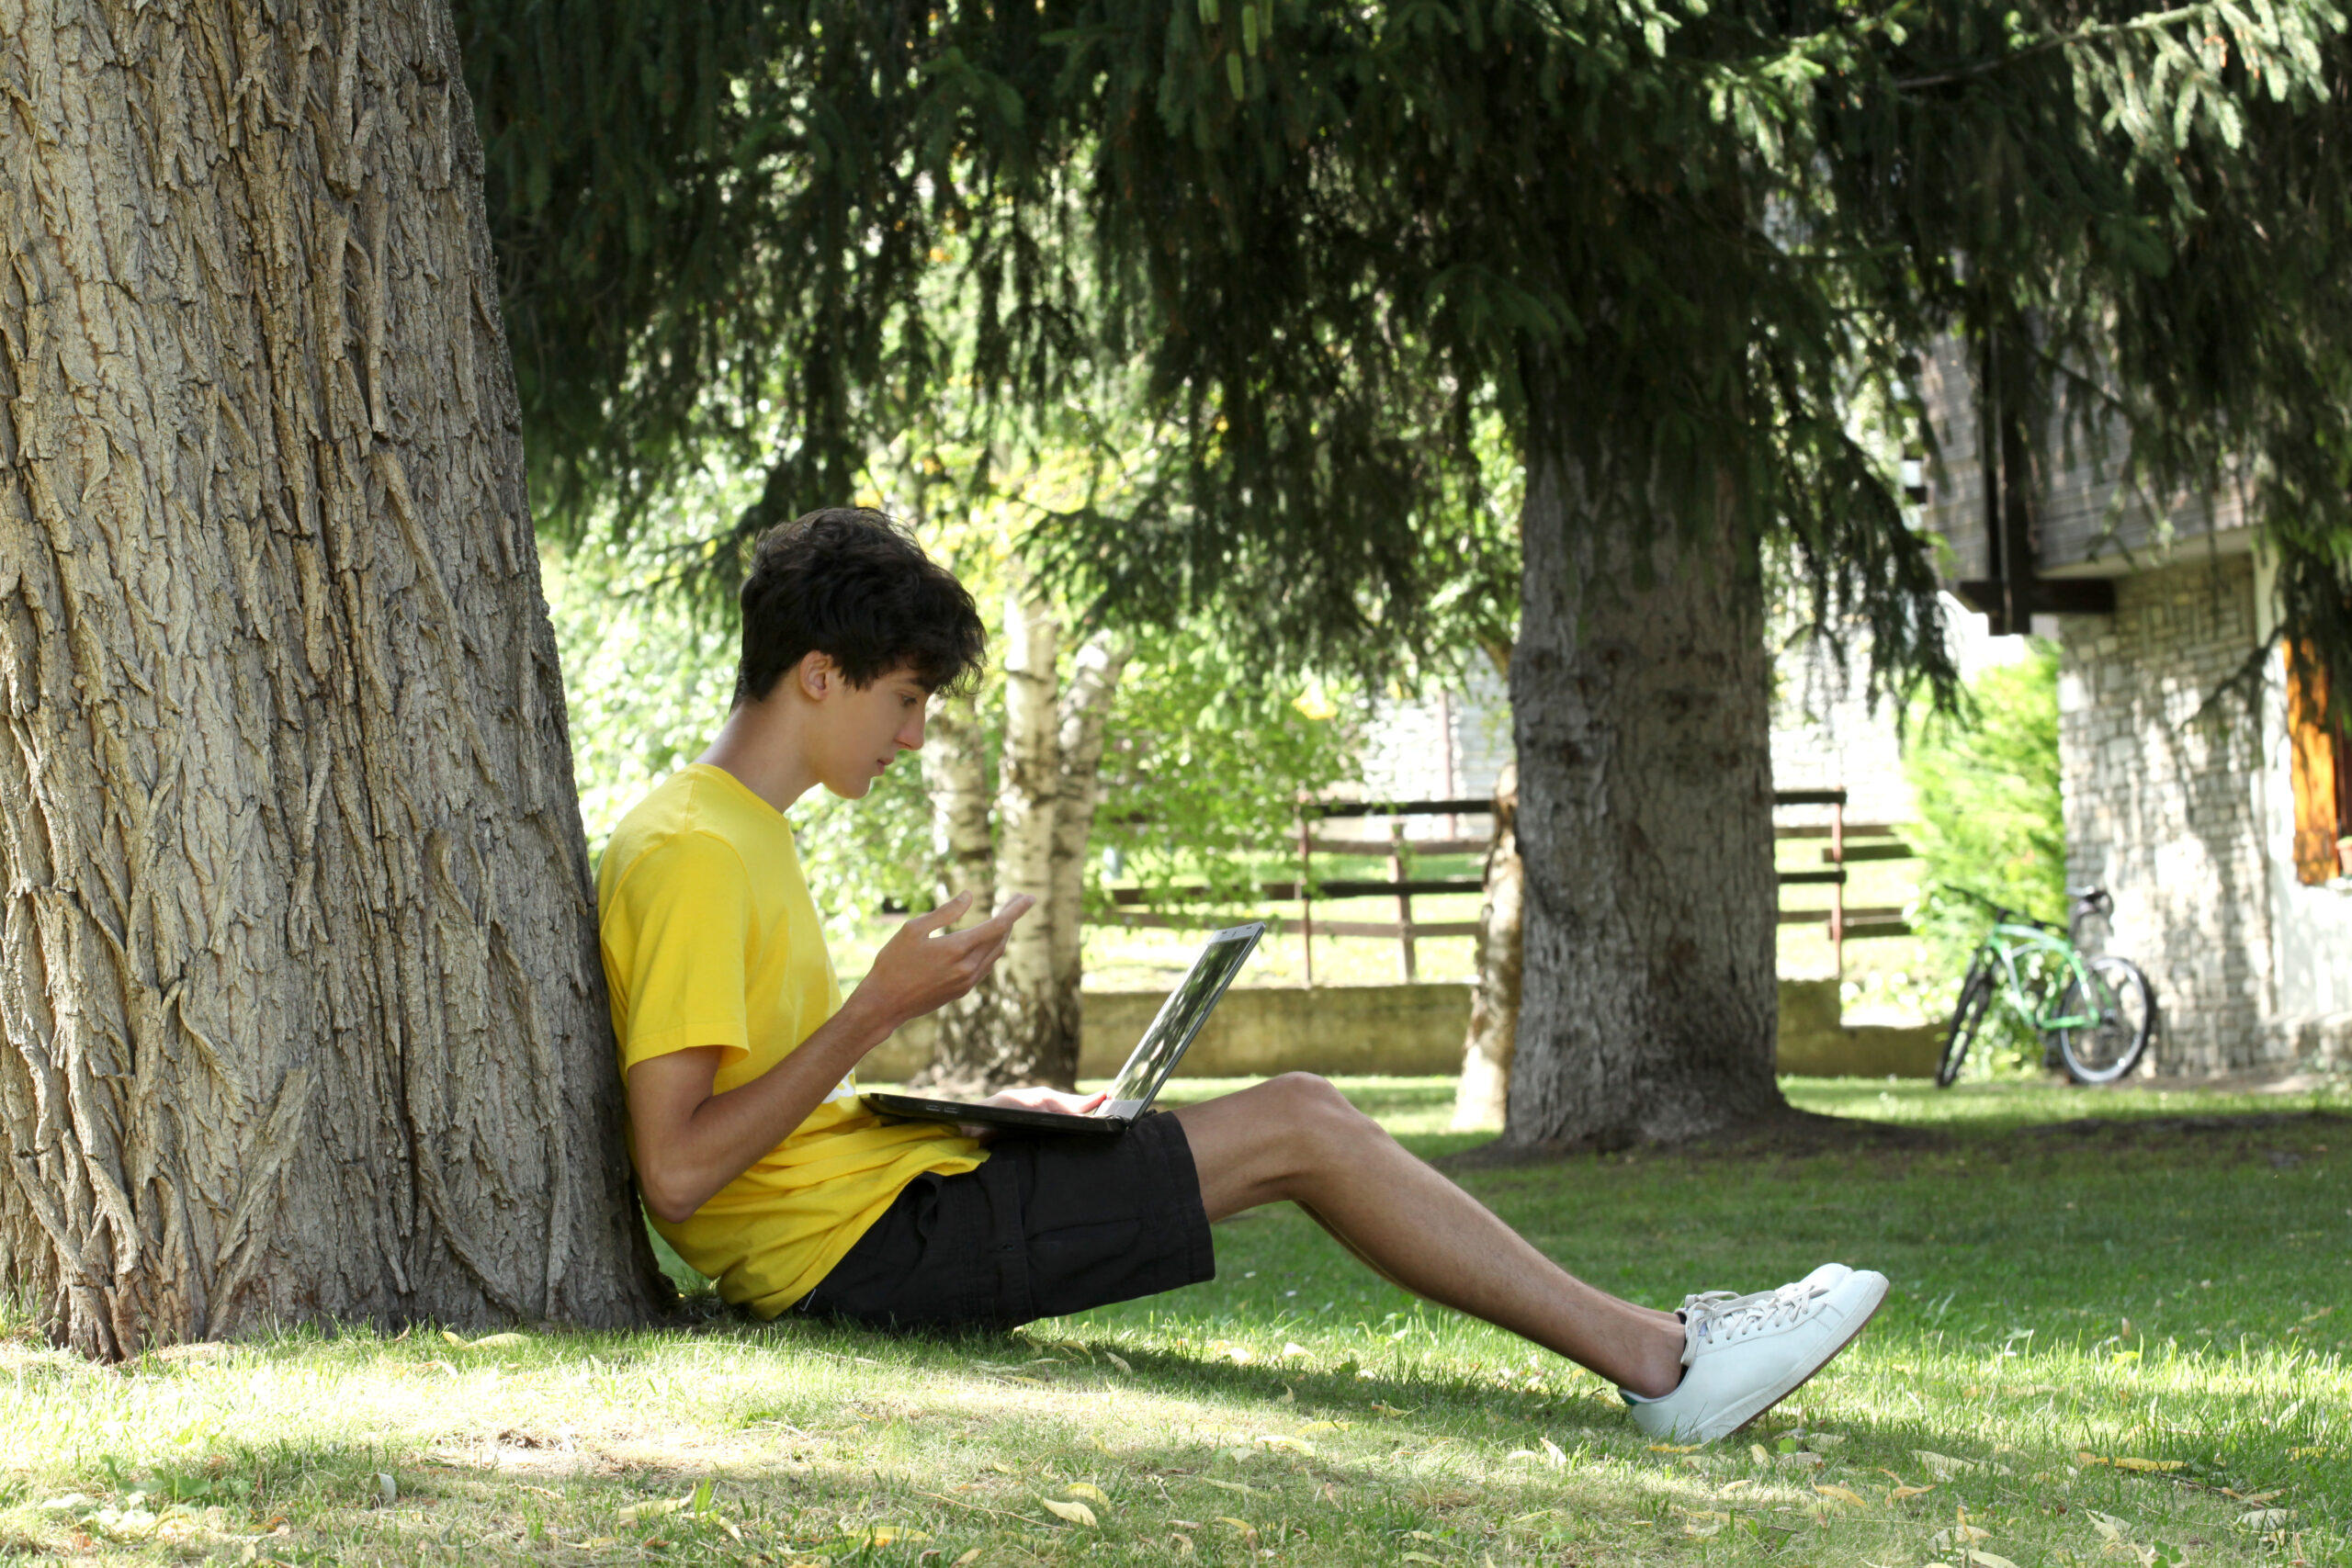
[797,650,840,701]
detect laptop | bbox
[863,920,1264,1134]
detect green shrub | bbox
[1904,641,2065,1066]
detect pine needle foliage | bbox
[456,0,2352,704]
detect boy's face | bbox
[808,658,930,799]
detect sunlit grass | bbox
[2,1077,2343,1564]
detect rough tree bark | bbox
[920,592,1125,1093]
[1502,437,1784,1149]
[0,0,667,1355]
[1450,760,1521,1131]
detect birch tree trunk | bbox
[1044,630,1128,1066]
[0,0,666,1355]
[988,593,1065,1083]
[1451,760,1521,1131]
[919,593,1125,1094]
[915,692,997,1073]
[1501,435,1784,1150]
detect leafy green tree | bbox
[1095,636,1363,913]
[1905,644,2066,976]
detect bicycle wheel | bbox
[1939,961,1996,1089]
[2053,956,2155,1084]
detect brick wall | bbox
[2055,556,2281,1073]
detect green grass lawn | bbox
[3,1077,2345,1566]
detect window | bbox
[2288,647,2351,885]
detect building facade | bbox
[1918,345,2352,1074]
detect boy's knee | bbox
[1264,1072,1378,1145]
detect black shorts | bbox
[797,1110,1216,1330]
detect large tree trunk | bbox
[1501,437,1784,1149]
[0,0,667,1356]
[1451,760,1521,1131]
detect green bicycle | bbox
[1938,886,2157,1087]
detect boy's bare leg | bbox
[1170,1074,1689,1399]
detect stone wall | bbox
[863,980,1940,1082]
[2055,557,2280,1073]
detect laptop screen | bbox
[1103,923,1263,1113]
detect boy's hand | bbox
[960,1086,1108,1142]
[850,891,1035,1034]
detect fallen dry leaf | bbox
[1041,1498,1098,1528]
[1065,1482,1110,1505]
[2076,1452,2184,1472]
[1255,1434,1313,1454]
[1104,1352,1132,1374]
[1815,1483,1868,1507]
[615,1496,686,1525]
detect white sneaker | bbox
[1623,1267,1888,1442]
[1675,1262,1849,1320]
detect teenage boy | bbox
[597,508,1887,1443]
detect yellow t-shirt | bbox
[596,763,983,1314]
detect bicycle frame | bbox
[1973,919,2107,1033]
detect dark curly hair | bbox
[733,508,987,705]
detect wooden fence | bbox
[1092,789,1917,986]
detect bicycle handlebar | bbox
[1930,884,2064,934]
[1932,884,2114,940]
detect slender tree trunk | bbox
[1045,630,1128,1069]
[920,592,1125,1093]
[1451,760,1521,1131]
[0,0,667,1355]
[989,592,1067,1082]
[1501,435,1783,1150]
[914,691,998,1076]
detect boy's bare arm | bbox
[627,892,1033,1224]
